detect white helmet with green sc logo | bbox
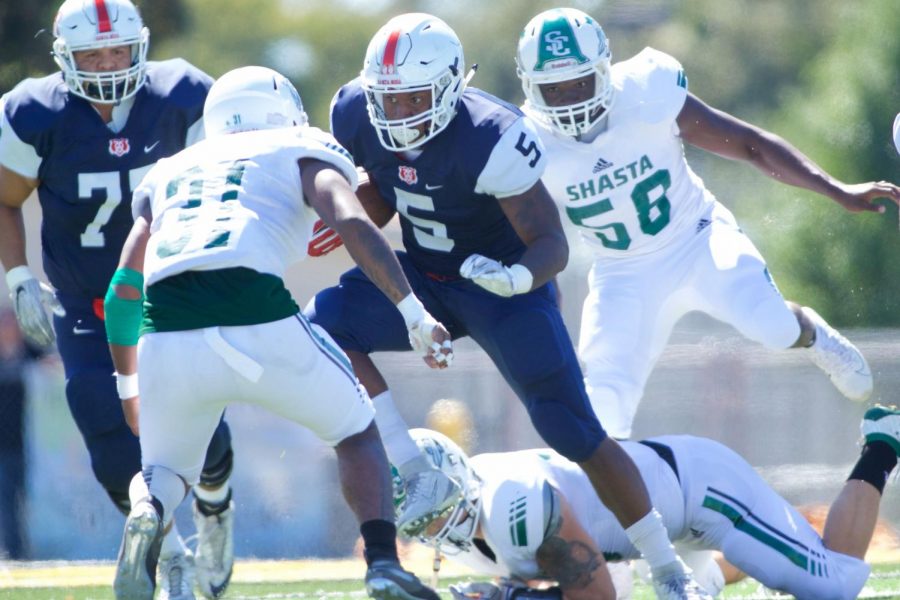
[516,8,613,138]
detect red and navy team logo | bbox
[108,138,130,157]
[398,166,418,185]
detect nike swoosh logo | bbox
[424,184,443,191]
[72,327,95,335]
[144,141,160,153]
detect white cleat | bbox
[803,307,872,402]
[114,499,163,600]
[396,456,461,538]
[192,500,234,599]
[862,405,900,455]
[158,549,196,600]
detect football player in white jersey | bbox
[406,402,900,599]
[516,8,900,439]
[102,66,452,600]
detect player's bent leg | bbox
[84,426,142,515]
[800,306,872,401]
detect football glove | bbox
[307,219,344,257]
[396,294,453,366]
[449,580,561,600]
[459,254,533,297]
[5,265,64,347]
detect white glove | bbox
[6,265,64,347]
[396,293,453,366]
[459,254,533,297]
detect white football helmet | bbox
[516,8,613,138]
[361,13,466,151]
[52,0,149,104]
[404,428,481,555]
[203,66,308,137]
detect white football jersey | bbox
[526,47,716,258]
[133,126,357,287]
[455,443,685,581]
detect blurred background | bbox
[1,0,899,562]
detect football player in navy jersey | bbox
[0,1,233,597]
[305,13,709,598]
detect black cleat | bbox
[365,559,440,600]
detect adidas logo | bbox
[592,157,613,173]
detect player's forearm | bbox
[338,216,412,304]
[745,130,843,199]
[518,231,569,288]
[0,204,28,271]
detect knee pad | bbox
[200,419,234,488]
[65,368,125,437]
[528,397,605,463]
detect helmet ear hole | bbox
[52,0,149,104]
[516,8,614,138]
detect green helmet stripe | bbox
[534,15,589,71]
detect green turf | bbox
[7,565,900,599]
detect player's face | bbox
[382,89,433,134]
[73,45,133,73]
[539,74,595,108]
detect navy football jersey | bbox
[331,80,547,277]
[0,59,211,298]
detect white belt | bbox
[203,326,263,383]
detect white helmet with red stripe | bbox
[52,0,149,104]
[361,13,466,151]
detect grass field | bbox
[4,558,900,600]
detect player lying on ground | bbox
[401,405,900,599]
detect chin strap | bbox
[431,541,442,589]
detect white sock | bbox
[371,390,421,467]
[128,471,150,506]
[624,509,679,576]
[145,465,189,525]
[194,480,231,506]
[160,522,187,557]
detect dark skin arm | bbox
[496,180,569,289]
[534,486,616,600]
[300,159,451,367]
[354,173,398,228]
[0,165,39,272]
[677,93,900,211]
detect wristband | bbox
[104,268,145,346]
[5,265,35,289]
[396,293,426,328]
[509,263,534,294]
[115,372,139,399]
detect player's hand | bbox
[121,397,140,437]
[831,181,900,213]
[307,219,344,256]
[5,266,65,347]
[459,254,533,297]
[396,294,453,368]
